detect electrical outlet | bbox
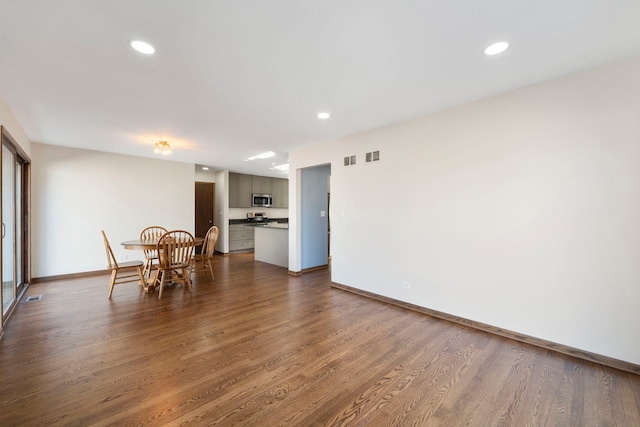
[401,282,411,289]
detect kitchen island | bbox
[252,223,289,268]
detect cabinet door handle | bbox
[1,222,5,238]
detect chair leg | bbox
[158,270,167,300]
[206,259,214,280]
[148,268,160,291]
[183,267,193,291]
[142,259,150,278]
[107,269,117,299]
[136,266,145,289]
[189,261,195,282]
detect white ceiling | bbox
[1,1,640,177]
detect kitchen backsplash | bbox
[228,207,289,220]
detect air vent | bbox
[24,294,43,302]
[344,155,357,166]
[366,151,380,162]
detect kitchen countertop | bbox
[246,223,289,230]
[229,218,288,225]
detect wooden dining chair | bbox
[191,225,219,280]
[140,226,168,277]
[101,230,145,298]
[154,230,195,299]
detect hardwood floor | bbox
[1,253,640,426]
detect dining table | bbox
[121,237,204,292]
[121,237,204,251]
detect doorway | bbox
[300,164,331,270]
[1,126,29,325]
[195,182,215,254]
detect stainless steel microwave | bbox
[252,193,273,208]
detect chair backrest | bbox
[201,226,219,257]
[157,230,195,268]
[140,226,168,257]
[101,230,118,269]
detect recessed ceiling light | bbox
[202,167,209,171]
[484,41,509,56]
[246,151,276,161]
[272,163,290,171]
[130,40,155,55]
[317,112,330,119]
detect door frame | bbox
[1,126,31,328]
[195,181,215,254]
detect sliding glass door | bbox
[2,144,16,314]
[1,126,29,324]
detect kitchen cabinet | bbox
[272,178,289,208]
[229,224,255,251]
[251,175,273,194]
[229,172,287,209]
[229,173,252,208]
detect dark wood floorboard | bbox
[1,253,640,426]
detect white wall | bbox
[289,55,640,365]
[32,144,195,277]
[195,168,217,183]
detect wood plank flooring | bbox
[1,253,640,426]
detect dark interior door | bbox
[195,182,215,254]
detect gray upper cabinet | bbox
[251,175,273,194]
[272,178,289,208]
[230,172,288,209]
[229,173,252,208]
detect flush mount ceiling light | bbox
[153,140,172,156]
[271,163,289,171]
[246,151,275,161]
[202,167,209,171]
[130,40,155,54]
[484,41,509,56]
[317,112,330,119]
